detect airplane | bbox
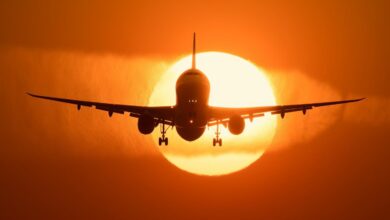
[28,33,364,146]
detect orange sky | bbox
[1,0,389,219]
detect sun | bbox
[149,52,277,176]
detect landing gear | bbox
[158,122,170,146]
[213,121,222,146]
[158,137,168,146]
[213,138,222,146]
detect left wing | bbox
[208,98,365,126]
[27,93,175,125]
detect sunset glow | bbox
[149,52,277,175]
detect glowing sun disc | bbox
[149,52,277,176]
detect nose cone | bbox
[175,69,210,106]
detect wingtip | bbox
[26,92,39,98]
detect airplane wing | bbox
[27,93,175,125]
[208,98,365,126]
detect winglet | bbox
[192,32,196,69]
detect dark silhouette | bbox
[28,33,364,146]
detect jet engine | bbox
[228,115,245,135]
[137,115,155,134]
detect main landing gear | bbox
[158,122,170,146]
[213,122,222,146]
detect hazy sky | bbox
[1,0,389,219]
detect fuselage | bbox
[175,69,210,141]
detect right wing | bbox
[208,98,365,126]
[27,93,175,125]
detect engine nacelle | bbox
[228,115,245,135]
[137,115,155,134]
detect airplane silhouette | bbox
[28,33,364,146]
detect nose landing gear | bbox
[213,122,222,146]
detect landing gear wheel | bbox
[158,122,170,146]
[158,137,168,146]
[213,138,222,146]
[212,121,223,146]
